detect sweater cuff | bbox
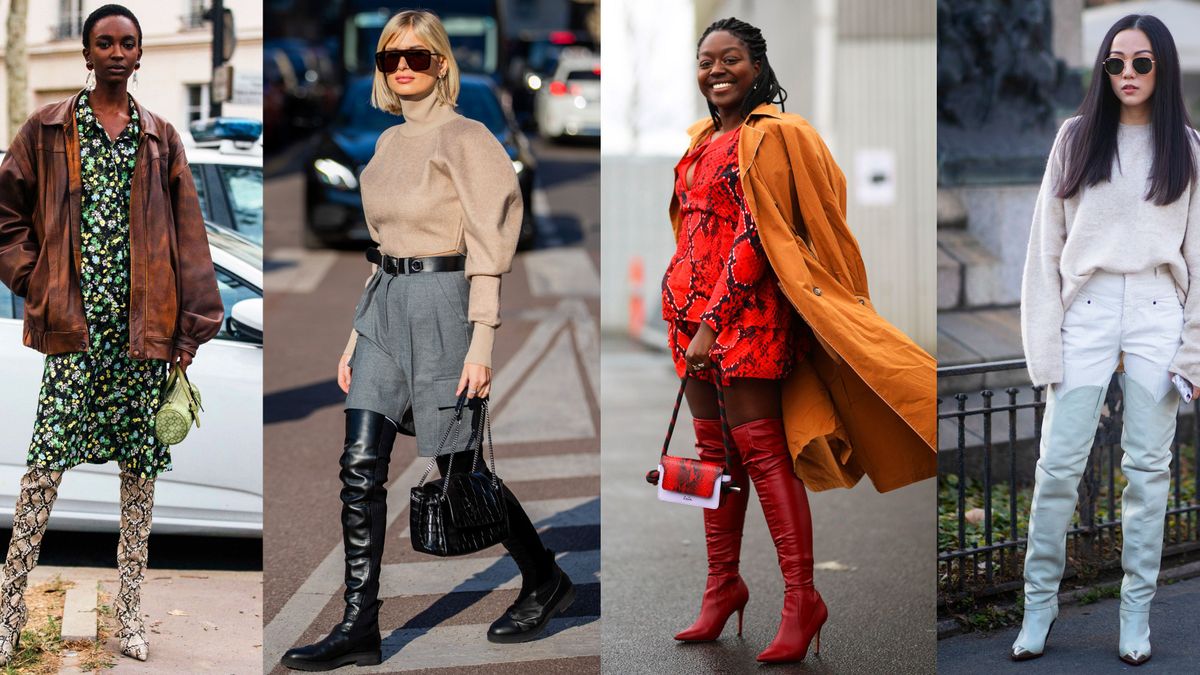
[467,274,502,327]
[465,323,495,368]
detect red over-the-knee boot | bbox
[674,418,751,642]
[734,417,827,663]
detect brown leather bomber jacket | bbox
[0,92,222,360]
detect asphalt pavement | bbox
[262,136,601,674]
[599,336,937,674]
[938,575,1200,673]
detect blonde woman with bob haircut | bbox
[281,10,575,671]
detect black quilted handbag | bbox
[410,394,509,557]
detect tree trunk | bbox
[6,0,28,144]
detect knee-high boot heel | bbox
[0,466,63,665]
[674,418,750,642]
[282,410,397,671]
[116,468,155,661]
[734,418,827,664]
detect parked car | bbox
[507,31,598,128]
[305,73,537,248]
[535,52,600,141]
[187,118,264,245]
[0,229,263,537]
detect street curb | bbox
[59,584,98,642]
[936,560,1200,640]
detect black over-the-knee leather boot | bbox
[435,451,576,643]
[281,409,398,671]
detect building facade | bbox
[0,0,263,146]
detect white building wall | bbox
[0,0,262,146]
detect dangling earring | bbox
[85,67,96,92]
[132,71,139,92]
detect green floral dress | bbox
[27,93,170,478]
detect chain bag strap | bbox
[410,392,509,557]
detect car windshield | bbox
[566,70,600,81]
[340,79,506,135]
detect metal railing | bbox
[50,18,83,42]
[938,360,1200,602]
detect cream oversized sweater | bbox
[1021,117,1200,386]
[343,90,522,367]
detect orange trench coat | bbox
[670,104,936,493]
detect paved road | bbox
[599,337,936,674]
[262,137,600,674]
[938,575,1200,673]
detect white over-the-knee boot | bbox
[1012,384,1106,661]
[1115,376,1175,666]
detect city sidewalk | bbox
[938,575,1200,673]
[600,336,936,674]
[31,565,262,674]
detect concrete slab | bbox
[59,584,97,642]
[99,569,262,674]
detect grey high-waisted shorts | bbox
[345,268,482,457]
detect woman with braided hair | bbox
[664,17,936,664]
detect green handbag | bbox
[155,365,203,445]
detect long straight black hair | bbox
[697,18,787,130]
[1057,14,1195,206]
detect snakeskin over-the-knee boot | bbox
[116,469,155,661]
[0,466,64,665]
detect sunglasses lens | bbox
[405,51,432,71]
[1134,57,1153,75]
[375,51,401,73]
[1103,58,1123,76]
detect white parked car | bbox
[0,227,263,537]
[535,52,600,140]
[187,118,264,245]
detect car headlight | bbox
[527,74,542,91]
[512,160,524,175]
[314,158,359,190]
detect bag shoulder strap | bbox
[661,374,734,474]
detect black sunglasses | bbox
[375,49,440,74]
[1102,56,1154,76]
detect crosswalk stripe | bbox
[379,549,599,598]
[479,452,599,482]
[348,617,599,672]
[399,496,599,539]
[492,328,596,443]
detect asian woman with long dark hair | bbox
[1017,14,1200,665]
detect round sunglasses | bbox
[1102,56,1154,76]
[375,49,441,74]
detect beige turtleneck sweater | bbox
[343,89,523,367]
[1021,117,1200,386]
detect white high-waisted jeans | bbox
[1024,267,1181,612]
[1059,267,1184,399]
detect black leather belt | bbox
[366,248,466,275]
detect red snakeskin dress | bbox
[662,127,803,385]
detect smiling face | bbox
[83,15,141,85]
[383,29,446,99]
[1108,28,1156,113]
[696,30,760,115]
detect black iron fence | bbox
[938,359,1200,602]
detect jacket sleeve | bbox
[1020,120,1073,386]
[167,127,224,356]
[1169,131,1200,384]
[0,121,39,297]
[700,183,769,333]
[444,121,522,368]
